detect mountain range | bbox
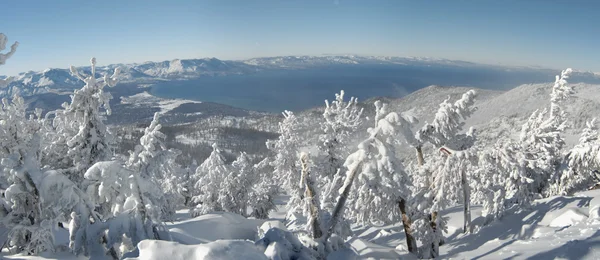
[4,55,600,97]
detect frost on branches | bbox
[0,33,19,87]
[560,118,600,194]
[473,141,525,224]
[473,69,575,225]
[319,90,363,178]
[317,91,364,214]
[266,110,303,212]
[219,152,253,216]
[408,90,477,257]
[416,90,477,151]
[125,112,183,222]
[191,143,229,217]
[326,100,414,253]
[80,113,179,257]
[340,101,412,224]
[0,95,52,254]
[249,157,279,219]
[520,68,573,196]
[45,58,120,187]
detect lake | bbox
[150,64,558,113]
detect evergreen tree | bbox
[46,58,120,187]
[191,143,229,217]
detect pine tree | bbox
[519,68,573,196]
[0,95,51,254]
[46,58,120,187]
[325,100,414,252]
[559,118,600,194]
[219,152,253,216]
[125,112,181,222]
[0,33,18,87]
[319,90,363,178]
[191,143,229,217]
[267,111,302,212]
[249,157,279,219]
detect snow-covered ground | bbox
[5,190,600,259]
[120,91,201,114]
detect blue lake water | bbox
[150,64,558,113]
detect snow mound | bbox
[258,220,288,237]
[588,192,600,221]
[168,211,265,244]
[345,237,409,260]
[549,208,588,227]
[127,239,267,260]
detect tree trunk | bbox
[323,161,361,243]
[430,211,439,258]
[462,168,472,233]
[301,154,322,239]
[415,146,425,166]
[398,199,417,254]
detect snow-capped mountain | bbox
[2,57,258,95]
[5,55,600,101]
[132,58,254,78]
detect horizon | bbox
[1,53,563,76]
[2,1,599,75]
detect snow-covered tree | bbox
[81,113,179,257]
[0,33,18,87]
[82,160,169,258]
[472,141,525,224]
[45,58,120,187]
[429,145,477,233]
[298,153,323,239]
[0,95,51,254]
[182,159,198,207]
[125,112,182,222]
[417,90,477,150]
[409,90,478,257]
[266,111,302,211]
[559,118,600,194]
[249,157,279,219]
[325,100,415,252]
[219,152,253,216]
[413,90,477,167]
[519,68,573,196]
[316,91,364,217]
[319,90,363,178]
[191,143,229,217]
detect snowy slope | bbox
[439,190,600,259]
[366,82,600,151]
[6,190,600,259]
[466,83,600,147]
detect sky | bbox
[1,0,598,75]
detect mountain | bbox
[6,55,600,98]
[132,58,255,78]
[381,82,600,149]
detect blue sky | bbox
[1,0,598,75]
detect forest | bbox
[1,32,600,260]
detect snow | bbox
[168,211,265,244]
[175,134,201,145]
[344,237,410,259]
[6,190,600,259]
[589,193,600,221]
[126,240,267,260]
[437,190,600,259]
[120,91,201,114]
[548,208,588,228]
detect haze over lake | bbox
[149,64,558,112]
